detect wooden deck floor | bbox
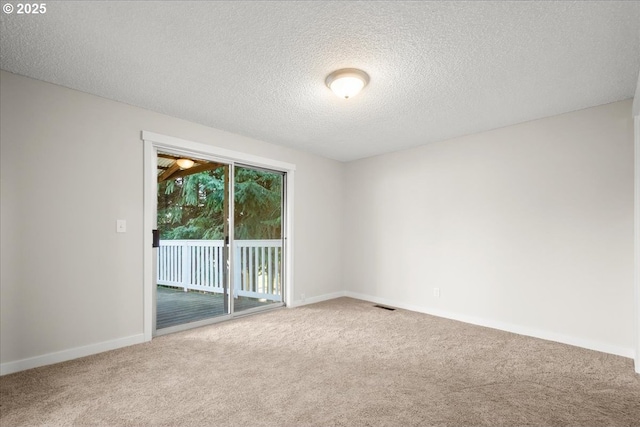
[156,286,273,329]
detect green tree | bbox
[158,166,282,240]
[234,167,282,240]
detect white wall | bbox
[634,72,640,116]
[344,100,635,356]
[0,71,344,369]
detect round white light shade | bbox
[176,158,195,169]
[325,68,370,99]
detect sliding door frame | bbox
[141,131,295,341]
[634,114,639,374]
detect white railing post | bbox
[233,242,241,299]
[182,243,191,292]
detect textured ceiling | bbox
[1,1,639,162]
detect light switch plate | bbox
[116,219,127,233]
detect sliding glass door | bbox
[155,154,231,329]
[232,165,284,313]
[154,154,285,332]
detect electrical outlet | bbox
[300,293,306,302]
[433,288,440,298]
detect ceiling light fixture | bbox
[325,68,369,99]
[176,158,195,169]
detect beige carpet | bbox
[1,297,639,426]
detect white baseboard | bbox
[344,291,635,359]
[288,291,346,308]
[0,334,146,376]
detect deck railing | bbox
[157,239,282,302]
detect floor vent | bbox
[373,304,396,311]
